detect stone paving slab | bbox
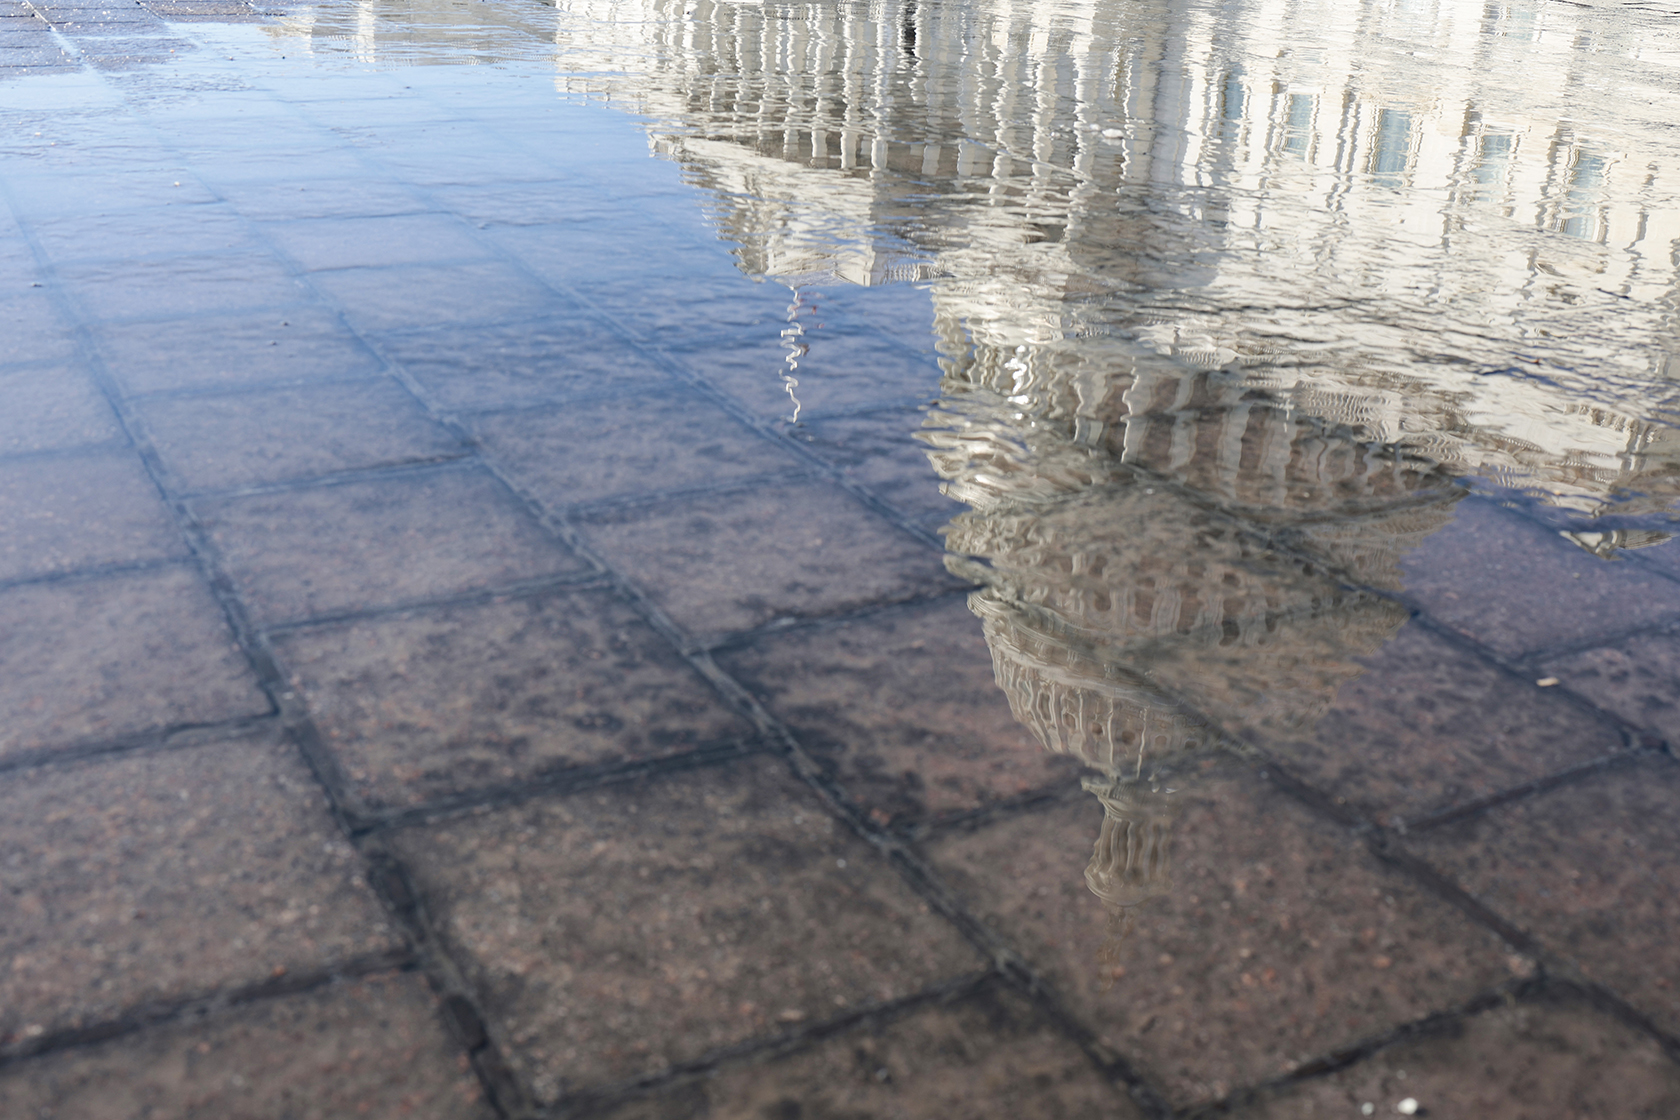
[472,389,805,509]
[1230,990,1680,1119]
[1242,620,1627,826]
[579,479,960,646]
[0,448,185,582]
[715,594,1080,827]
[1541,627,1680,748]
[93,304,384,396]
[923,759,1513,1107]
[386,753,983,1106]
[0,565,269,760]
[793,407,958,529]
[0,728,401,1046]
[1398,497,1680,658]
[1404,756,1680,1037]
[0,971,490,1118]
[0,364,120,456]
[594,983,1144,1120]
[134,376,464,491]
[271,584,752,815]
[194,465,586,625]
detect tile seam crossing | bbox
[87,53,1149,1110]
[0,76,529,1120]
[0,947,416,1072]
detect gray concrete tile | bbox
[271,585,750,814]
[0,729,401,1043]
[94,305,383,397]
[0,448,185,582]
[0,290,79,365]
[793,408,958,528]
[387,754,982,1105]
[923,761,1513,1108]
[0,971,492,1119]
[596,983,1143,1120]
[579,479,958,646]
[0,364,121,455]
[375,314,673,411]
[715,595,1079,827]
[0,565,269,759]
[134,378,463,491]
[473,390,803,509]
[194,466,585,625]
[1400,498,1680,658]
[1405,758,1680,1037]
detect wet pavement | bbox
[4,0,1680,1115]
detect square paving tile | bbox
[374,314,675,411]
[922,760,1512,1107]
[579,479,957,645]
[261,212,490,272]
[194,466,585,625]
[0,729,401,1043]
[1244,621,1627,826]
[473,390,803,509]
[0,565,269,759]
[134,378,463,492]
[595,982,1143,1120]
[0,290,79,365]
[1231,991,1680,1120]
[56,252,309,321]
[29,200,255,264]
[0,971,493,1118]
[0,449,184,583]
[0,364,121,455]
[715,595,1079,827]
[1404,757,1680,1036]
[271,586,751,815]
[1399,498,1680,658]
[94,304,384,397]
[793,407,957,528]
[1540,628,1680,747]
[309,260,557,333]
[387,754,982,1104]
[215,176,432,221]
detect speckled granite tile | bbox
[472,390,801,509]
[271,585,750,815]
[593,983,1142,1120]
[1249,622,1626,826]
[0,565,269,759]
[715,595,1078,828]
[387,754,981,1105]
[194,466,585,625]
[1399,498,1680,658]
[1232,992,1680,1120]
[0,449,185,582]
[0,365,121,456]
[0,730,402,1045]
[923,761,1512,1108]
[792,408,957,529]
[1540,629,1680,747]
[0,971,491,1118]
[134,378,463,492]
[1404,758,1680,1036]
[579,480,958,646]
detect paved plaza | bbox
[5,0,1680,1117]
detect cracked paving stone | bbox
[386,753,982,1104]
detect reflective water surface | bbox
[5,0,1680,1113]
